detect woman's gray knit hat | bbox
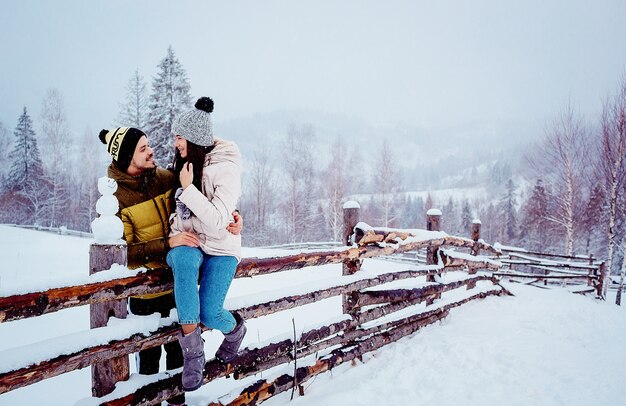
[172,97,214,147]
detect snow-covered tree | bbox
[146,46,192,166]
[402,195,425,229]
[3,107,48,224]
[460,199,473,237]
[496,178,517,243]
[479,202,498,243]
[74,127,102,231]
[580,182,607,255]
[442,197,458,234]
[282,123,316,242]
[518,178,550,251]
[597,74,626,298]
[39,88,71,227]
[490,160,512,187]
[528,102,589,256]
[117,69,149,129]
[322,137,349,241]
[7,107,44,190]
[0,120,12,190]
[246,144,276,245]
[372,139,399,227]
[424,193,434,212]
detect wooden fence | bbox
[0,207,605,405]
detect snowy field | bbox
[0,225,625,405]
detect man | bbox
[98,127,242,405]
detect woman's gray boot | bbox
[177,327,205,391]
[216,312,247,363]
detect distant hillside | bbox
[214,109,540,191]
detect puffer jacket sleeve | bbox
[178,161,241,230]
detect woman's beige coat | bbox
[169,138,242,261]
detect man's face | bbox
[175,135,188,159]
[128,136,155,173]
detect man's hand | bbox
[168,231,200,248]
[227,210,243,235]
[180,162,193,189]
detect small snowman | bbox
[91,176,124,244]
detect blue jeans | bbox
[166,246,237,334]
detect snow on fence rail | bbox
[0,208,606,406]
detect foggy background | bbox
[2,0,625,137]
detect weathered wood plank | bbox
[96,288,503,405]
[0,267,436,394]
[89,244,129,398]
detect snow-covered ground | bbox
[0,225,624,406]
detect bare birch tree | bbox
[248,144,275,244]
[75,127,101,231]
[322,137,348,241]
[597,74,626,300]
[282,124,315,242]
[40,88,71,227]
[528,101,589,256]
[373,139,399,227]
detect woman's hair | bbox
[173,139,215,190]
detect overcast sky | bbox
[1,0,625,137]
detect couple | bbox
[99,97,246,404]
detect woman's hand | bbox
[227,210,243,235]
[180,162,193,189]
[168,231,200,248]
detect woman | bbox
[166,97,246,392]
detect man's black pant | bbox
[129,293,185,404]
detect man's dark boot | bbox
[177,327,205,391]
[215,312,247,363]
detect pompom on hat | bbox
[172,97,215,147]
[98,127,146,171]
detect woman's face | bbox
[175,135,188,158]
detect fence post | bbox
[89,244,129,397]
[426,209,442,305]
[470,219,481,257]
[587,254,594,287]
[467,219,481,289]
[597,261,606,299]
[342,201,361,316]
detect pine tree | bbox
[117,69,149,129]
[580,182,606,254]
[5,107,48,224]
[461,199,473,237]
[497,178,517,243]
[146,46,192,166]
[442,197,457,234]
[424,193,434,212]
[7,107,44,190]
[519,178,550,250]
